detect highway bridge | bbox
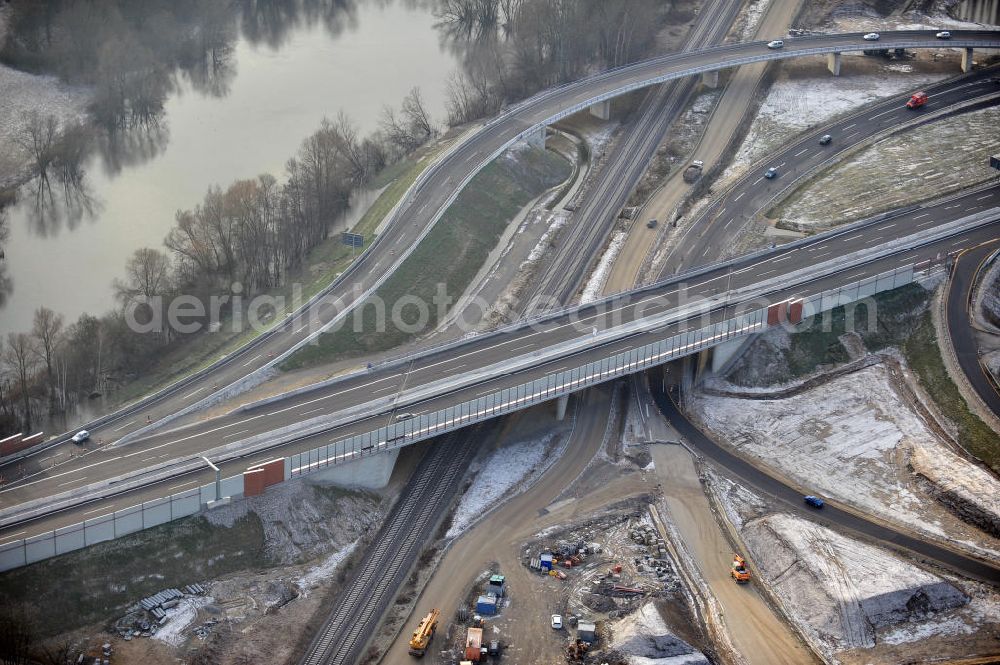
[7,30,999,466]
[1,194,998,571]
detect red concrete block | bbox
[243,468,266,497]
[788,300,803,325]
[766,302,787,326]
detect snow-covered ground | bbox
[690,362,1000,559]
[775,106,1000,228]
[742,512,967,656]
[580,229,627,303]
[294,540,359,595]
[446,428,568,538]
[612,602,710,665]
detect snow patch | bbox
[447,431,560,538]
[294,541,359,595]
[612,602,709,665]
[580,229,627,303]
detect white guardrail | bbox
[1,206,986,572]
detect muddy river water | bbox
[1,0,460,337]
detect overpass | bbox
[1,193,998,571]
[8,30,999,465]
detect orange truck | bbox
[906,91,928,109]
[731,554,750,583]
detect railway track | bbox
[299,431,478,665]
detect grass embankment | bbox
[109,149,439,406]
[738,283,999,470]
[281,148,571,370]
[0,514,267,637]
[903,314,1000,472]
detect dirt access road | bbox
[605,0,803,291]
[381,385,653,665]
[653,444,818,665]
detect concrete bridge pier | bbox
[826,52,842,76]
[526,125,547,149]
[555,393,570,420]
[962,47,974,73]
[589,100,611,120]
[711,336,754,374]
[310,448,400,490]
[701,69,720,88]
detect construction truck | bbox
[407,609,440,657]
[731,554,750,583]
[906,91,928,109]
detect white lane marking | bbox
[869,108,896,120]
[242,353,262,367]
[813,251,832,259]
[776,162,785,168]
[113,420,137,432]
[840,233,862,242]
[977,194,993,202]
[167,481,198,492]
[771,254,793,263]
[82,506,110,516]
[723,218,734,231]
[57,477,86,488]
[0,457,121,494]
[371,386,397,395]
[295,325,309,334]
[881,223,896,229]
[843,123,856,130]
[183,386,206,399]
[916,218,935,227]
[913,213,930,219]
[509,343,536,353]
[39,453,63,464]
[300,408,324,416]
[223,429,250,440]
[793,148,808,157]
[140,456,159,462]
[733,191,746,202]
[0,534,27,546]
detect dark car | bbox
[764,167,778,180]
[647,219,658,229]
[804,495,825,509]
[818,134,832,145]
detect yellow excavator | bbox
[408,609,441,657]
[731,554,750,584]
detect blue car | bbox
[804,495,824,509]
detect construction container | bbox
[540,553,554,571]
[578,621,597,644]
[488,574,506,597]
[475,595,498,616]
[465,627,483,662]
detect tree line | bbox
[0,87,437,436]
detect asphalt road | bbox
[947,238,1000,416]
[664,67,1000,274]
[3,197,998,540]
[648,369,1000,585]
[13,30,998,468]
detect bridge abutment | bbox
[588,100,611,120]
[701,69,720,88]
[962,47,974,73]
[826,52,842,76]
[309,449,400,490]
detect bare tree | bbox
[400,87,436,142]
[31,307,63,408]
[3,333,37,433]
[14,111,58,198]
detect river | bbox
[0,0,460,338]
